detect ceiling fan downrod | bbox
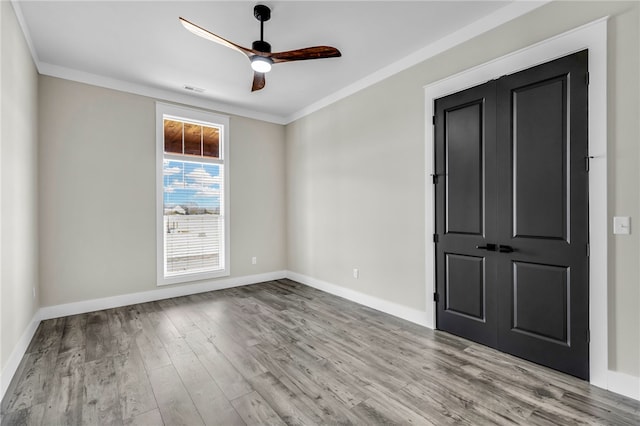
[252,4,271,53]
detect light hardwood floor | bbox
[2,279,639,425]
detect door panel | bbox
[496,50,589,379]
[512,261,569,344]
[435,81,498,348]
[434,50,589,380]
[446,102,485,235]
[445,254,485,320]
[512,77,567,240]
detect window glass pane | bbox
[203,126,220,158]
[184,123,202,156]
[163,159,224,275]
[164,119,183,154]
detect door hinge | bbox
[431,174,439,184]
[433,234,439,243]
[587,329,590,343]
[432,115,436,126]
[586,72,590,85]
[434,292,440,303]
[585,156,594,172]
[586,243,590,257]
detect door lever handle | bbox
[475,244,497,251]
[499,245,514,253]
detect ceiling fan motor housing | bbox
[252,40,272,53]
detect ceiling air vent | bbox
[183,85,205,93]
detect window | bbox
[156,103,229,285]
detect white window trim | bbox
[156,102,230,286]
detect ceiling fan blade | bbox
[179,17,253,56]
[270,46,341,63]
[252,72,266,92]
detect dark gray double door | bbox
[434,51,589,379]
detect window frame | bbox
[156,102,230,286]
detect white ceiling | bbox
[13,1,544,123]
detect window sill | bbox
[157,268,230,286]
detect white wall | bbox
[38,76,286,307]
[286,1,640,377]
[0,0,40,381]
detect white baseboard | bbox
[608,370,640,401]
[285,270,431,327]
[0,314,41,401]
[39,270,287,320]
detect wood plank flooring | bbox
[2,279,639,425]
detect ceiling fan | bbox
[179,5,342,92]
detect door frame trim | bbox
[424,18,608,388]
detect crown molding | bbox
[37,62,287,124]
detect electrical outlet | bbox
[353,268,359,279]
[252,257,257,265]
[32,287,36,299]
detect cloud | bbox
[195,187,221,197]
[187,167,220,186]
[164,166,181,176]
[164,164,221,199]
[165,179,219,194]
[170,179,186,189]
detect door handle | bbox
[475,244,497,251]
[499,245,514,253]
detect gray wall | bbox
[286,1,640,376]
[0,1,40,375]
[38,76,287,307]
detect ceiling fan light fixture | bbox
[251,56,273,73]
